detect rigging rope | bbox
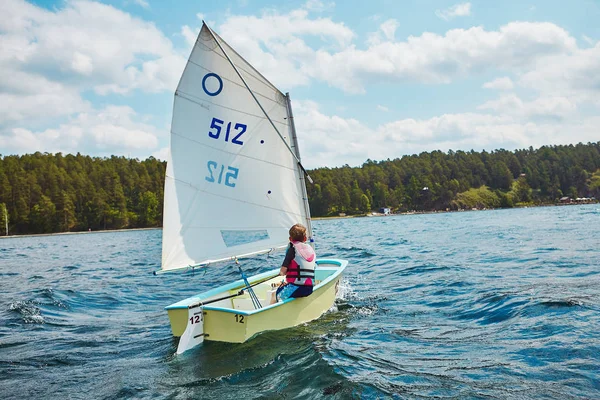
[236,258,262,310]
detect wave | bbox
[8,301,45,324]
[398,263,453,276]
[332,245,377,258]
[379,238,409,246]
[538,299,585,308]
[452,292,528,325]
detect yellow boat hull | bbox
[166,259,347,343]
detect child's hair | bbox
[289,223,307,242]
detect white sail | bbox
[161,23,310,272]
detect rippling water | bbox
[1,205,599,399]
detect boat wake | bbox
[335,277,355,302]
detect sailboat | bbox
[157,22,348,354]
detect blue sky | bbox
[2,0,600,168]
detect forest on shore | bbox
[1,142,599,235]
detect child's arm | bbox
[280,244,294,276]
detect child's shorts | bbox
[276,283,313,301]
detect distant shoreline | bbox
[312,201,598,221]
[1,202,597,238]
[0,227,160,240]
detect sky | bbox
[1,0,600,169]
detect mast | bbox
[286,93,314,245]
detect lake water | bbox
[1,205,599,399]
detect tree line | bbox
[0,142,599,235]
[306,142,600,215]
[0,153,164,235]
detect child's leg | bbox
[268,289,277,305]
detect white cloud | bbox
[295,101,598,168]
[1,0,184,96]
[294,100,372,167]
[310,22,577,93]
[71,52,94,75]
[380,19,399,41]
[368,19,399,45]
[153,146,169,161]
[0,0,183,158]
[132,0,149,9]
[377,105,389,112]
[518,42,600,106]
[215,9,353,90]
[0,69,90,123]
[193,9,581,98]
[304,0,335,12]
[218,9,353,51]
[181,25,200,47]
[211,12,579,94]
[0,106,161,157]
[478,94,577,120]
[582,35,595,46]
[436,2,472,21]
[483,77,514,90]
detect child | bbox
[271,223,316,303]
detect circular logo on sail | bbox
[202,73,223,96]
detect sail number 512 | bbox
[208,117,245,145]
[206,161,239,188]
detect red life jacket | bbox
[285,241,316,286]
